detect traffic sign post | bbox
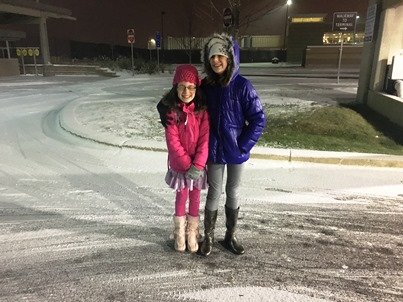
[127,29,135,44]
[156,31,161,72]
[223,7,232,28]
[28,48,40,75]
[16,47,40,75]
[156,31,161,49]
[127,29,135,75]
[332,12,357,32]
[332,12,357,84]
[337,35,345,84]
[364,5,377,43]
[16,48,25,75]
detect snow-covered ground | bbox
[0,71,402,302]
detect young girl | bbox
[161,64,209,253]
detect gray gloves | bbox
[185,165,204,180]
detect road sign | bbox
[223,7,232,27]
[332,12,357,32]
[156,31,161,49]
[364,4,377,43]
[127,28,135,44]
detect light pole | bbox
[353,15,359,44]
[283,0,292,50]
[161,11,165,50]
[148,39,156,61]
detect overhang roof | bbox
[0,28,25,40]
[0,0,75,24]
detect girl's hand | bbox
[185,165,204,180]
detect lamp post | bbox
[283,0,292,50]
[148,39,156,61]
[353,15,359,44]
[161,11,165,50]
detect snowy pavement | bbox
[1,72,403,302]
[57,71,403,169]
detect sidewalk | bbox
[239,63,360,79]
[59,96,403,169]
[2,69,402,169]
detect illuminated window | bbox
[291,17,324,23]
[322,32,365,44]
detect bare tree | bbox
[175,0,209,63]
[172,0,282,51]
[227,0,240,39]
[193,0,283,41]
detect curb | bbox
[250,153,403,168]
[59,99,403,169]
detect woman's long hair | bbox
[203,57,233,87]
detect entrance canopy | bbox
[0,0,75,74]
[0,0,74,22]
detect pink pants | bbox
[175,186,200,217]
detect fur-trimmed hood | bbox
[201,33,240,85]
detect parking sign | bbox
[156,31,161,49]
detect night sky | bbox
[6,0,369,49]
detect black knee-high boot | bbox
[223,206,245,255]
[200,208,218,256]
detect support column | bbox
[6,40,11,58]
[357,0,403,103]
[370,6,396,92]
[38,17,53,76]
[357,0,381,103]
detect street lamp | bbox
[283,0,292,50]
[148,39,156,61]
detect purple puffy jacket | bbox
[201,33,266,164]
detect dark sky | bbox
[9,0,370,49]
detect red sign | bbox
[127,28,135,44]
[223,8,232,27]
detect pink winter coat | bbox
[165,102,209,173]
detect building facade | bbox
[357,0,403,127]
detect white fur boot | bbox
[186,215,200,253]
[173,215,186,252]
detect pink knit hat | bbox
[172,64,201,86]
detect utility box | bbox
[0,58,20,76]
[386,53,403,97]
[390,53,403,80]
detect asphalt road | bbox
[0,73,402,302]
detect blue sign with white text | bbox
[156,31,161,49]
